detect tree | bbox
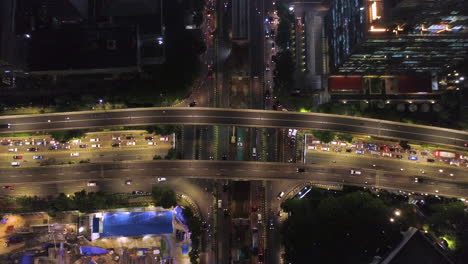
[399,140,411,150]
[160,189,177,209]
[312,130,336,143]
[337,133,353,143]
[152,186,177,209]
[183,208,202,264]
[50,130,85,143]
[281,191,401,264]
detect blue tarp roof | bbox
[80,247,109,256]
[182,244,189,255]
[20,252,34,264]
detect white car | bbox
[11,162,20,166]
[8,148,18,152]
[126,142,136,146]
[125,180,132,185]
[321,147,330,151]
[70,152,80,157]
[90,138,100,142]
[277,191,285,200]
[350,170,362,175]
[112,136,121,140]
[148,142,156,145]
[307,146,316,150]
[158,177,167,182]
[87,181,97,187]
[91,144,101,148]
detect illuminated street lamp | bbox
[394,210,401,217]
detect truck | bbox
[434,151,456,159]
[252,228,259,254]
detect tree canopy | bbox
[152,186,177,209]
[281,191,401,264]
[312,130,336,143]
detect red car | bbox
[3,186,14,191]
[13,155,22,160]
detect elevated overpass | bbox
[0,107,467,148]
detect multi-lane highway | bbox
[0,107,467,148]
[1,160,467,199]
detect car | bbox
[277,191,285,200]
[287,128,293,137]
[145,136,154,140]
[91,144,101,148]
[346,149,352,153]
[297,168,305,173]
[355,150,364,155]
[269,218,275,230]
[0,123,11,129]
[13,156,22,160]
[189,101,197,107]
[408,156,418,161]
[148,142,156,145]
[218,199,222,209]
[112,143,121,148]
[414,177,424,183]
[350,170,361,175]
[112,136,121,140]
[158,177,167,182]
[223,208,230,217]
[321,147,330,151]
[382,152,392,157]
[222,153,227,160]
[427,158,435,163]
[11,162,20,166]
[395,154,403,159]
[132,190,148,195]
[87,181,97,187]
[125,180,132,185]
[265,90,271,100]
[368,145,377,151]
[2,185,14,191]
[49,145,58,150]
[14,141,23,146]
[27,148,38,152]
[8,148,18,152]
[126,142,136,146]
[126,136,135,140]
[33,155,43,159]
[410,150,417,155]
[90,138,100,142]
[257,214,262,224]
[251,204,258,212]
[70,153,80,157]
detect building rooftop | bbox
[27,25,138,72]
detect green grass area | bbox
[0,132,40,138]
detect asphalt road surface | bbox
[1,160,467,199]
[0,107,467,148]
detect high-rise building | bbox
[325,0,468,100]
